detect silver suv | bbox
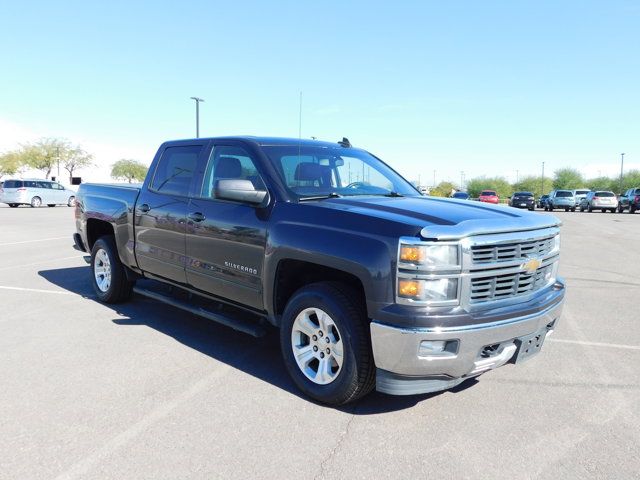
[579,191,617,213]
[572,189,590,208]
[0,179,76,208]
[545,190,576,212]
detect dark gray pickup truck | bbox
[73,136,565,405]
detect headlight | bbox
[399,244,460,270]
[552,234,561,252]
[398,278,459,303]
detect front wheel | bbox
[617,204,624,213]
[280,282,375,405]
[90,236,134,303]
[67,196,76,207]
[630,205,637,214]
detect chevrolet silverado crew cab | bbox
[73,137,565,405]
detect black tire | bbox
[8,203,18,208]
[580,206,585,212]
[280,282,375,405]
[90,236,134,303]
[611,209,616,213]
[67,196,76,207]
[30,196,42,208]
[528,207,534,211]
[617,204,624,213]
[571,207,576,212]
[588,204,593,213]
[564,207,569,212]
[630,205,636,214]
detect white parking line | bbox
[0,255,85,271]
[548,338,640,351]
[0,236,70,247]
[0,285,75,295]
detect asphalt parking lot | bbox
[0,204,638,479]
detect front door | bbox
[185,144,269,310]
[135,143,205,284]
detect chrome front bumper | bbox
[370,283,564,395]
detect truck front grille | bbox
[471,236,555,264]
[469,264,553,303]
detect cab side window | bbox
[200,146,266,199]
[151,145,202,197]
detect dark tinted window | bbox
[151,145,201,196]
[3,180,23,188]
[200,145,266,198]
[452,192,469,199]
[594,191,614,197]
[514,192,533,196]
[556,191,573,197]
[574,190,590,195]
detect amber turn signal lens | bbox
[400,246,424,263]
[398,279,421,297]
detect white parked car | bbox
[0,179,77,208]
[579,191,617,213]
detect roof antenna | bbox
[338,137,351,148]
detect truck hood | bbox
[314,195,561,240]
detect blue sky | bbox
[1,0,638,184]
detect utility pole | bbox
[619,153,625,193]
[541,162,545,198]
[460,171,464,191]
[56,146,60,181]
[190,97,205,138]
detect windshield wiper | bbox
[298,192,342,202]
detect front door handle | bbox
[188,212,206,222]
[138,203,150,213]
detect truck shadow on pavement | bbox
[39,266,478,413]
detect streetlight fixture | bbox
[190,97,205,138]
[619,153,625,193]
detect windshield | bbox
[262,145,419,198]
[556,191,573,197]
[514,192,533,196]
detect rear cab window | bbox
[2,180,23,189]
[151,145,202,197]
[481,190,496,196]
[594,191,614,197]
[556,191,573,197]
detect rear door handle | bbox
[138,203,150,213]
[188,212,206,222]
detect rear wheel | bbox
[630,205,636,214]
[580,206,585,212]
[30,196,42,208]
[90,236,134,303]
[617,204,624,213]
[571,207,576,212]
[611,209,616,213]
[280,282,375,405]
[8,203,18,208]
[588,204,593,213]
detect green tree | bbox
[111,159,148,183]
[512,175,553,198]
[553,168,585,190]
[621,169,640,192]
[62,145,93,183]
[586,176,615,192]
[21,138,69,179]
[429,181,458,197]
[0,151,24,178]
[466,177,512,200]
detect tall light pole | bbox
[541,162,545,198]
[460,171,464,191]
[190,97,205,138]
[619,153,625,193]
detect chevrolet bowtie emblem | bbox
[521,258,542,274]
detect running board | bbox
[132,286,267,338]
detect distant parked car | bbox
[509,191,535,211]
[537,194,549,209]
[546,190,576,212]
[0,179,76,208]
[579,191,617,213]
[617,187,640,213]
[478,190,499,204]
[451,191,470,200]
[572,189,591,208]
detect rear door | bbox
[135,142,206,284]
[185,143,269,310]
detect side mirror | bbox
[215,179,268,205]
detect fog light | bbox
[418,340,458,357]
